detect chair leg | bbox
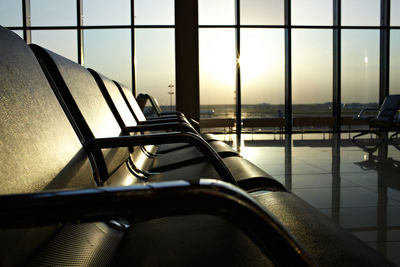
[352,130,383,142]
[352,131,370,141]
[390,131,399,141]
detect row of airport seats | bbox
[0,26,392,266]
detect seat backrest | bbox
[117,83,147,122]
[30,44,130,183]
[0,27,95,195]
[88,70,156,172]
[378,95,400,119]
[88,69,138,130]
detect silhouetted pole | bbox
[168,84,174,111]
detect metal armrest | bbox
[0,179,313,266]
[355,108,379,119]
[86,132,235,184]
[136,93,163,115]
[139,116,189,125]
[138,94,186,119]
[160,111,185,117]
[125,121,198,135]
[139,117,200,133]
[378,108,399,118]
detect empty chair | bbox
[31,44,285,192]
[88,68,240,171]
[353,95,400,141]
[122,86,219,143]
[137,92,186,120]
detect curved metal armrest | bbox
[160,111,185,117]
[138,118,200,133]
[355,108,378,119]
[138,93,186,119]
[0,179,313,266]
[139,116,189,125]
[86,132,235,184]
[136,93,162,114]
[125,121,199,135]
[378,107,399,118]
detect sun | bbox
[199,29,237,86]
[239,41,271,82]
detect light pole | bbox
[168,84,174,111]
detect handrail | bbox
[86,132,237,185]
[0,179,314,266]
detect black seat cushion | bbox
[112,215,273,267]
[254,192,393,267]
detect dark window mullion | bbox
[22,0,31,43]
[77,0,84,65]
[131,0,136,96]
[380,0,390,102]
[284,0,292,133]
[235,0,241,137]
[333,0,341,132]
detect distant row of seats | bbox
[353,94,400,141]
[0,26,391,266]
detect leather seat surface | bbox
[151,141,238,172]
[254,192,393,267]
[112,215,273,267]
[148,156,281,191]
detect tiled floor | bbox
[223,132,400,265]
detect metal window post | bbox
[77,0,84,65]
[174,0,200,121]
[235,0,242,141]
[333,0,341,132]
[22,0,31,43]
[284,0,292,133]
[380,0,390,102]
[131,0,137,96]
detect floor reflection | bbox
[233,133,400,265]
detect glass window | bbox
[31,30,78,62]
[392,0,400,26]
[31,0,76,26]
[0,0,22,26]
[292,29,332,118]
[12,30,24,39]
[342,0,380,26]
[198,0,235,25]
[134,0,174,25]
[390,30,400,94]
[84,29,132,89]
[135,29,175,110]
[240,0,284,25]
[83,0,130,26]
[199,29,236,119]
[292,0,333,25]
[240,29,285,119]
[342,30,380,117]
